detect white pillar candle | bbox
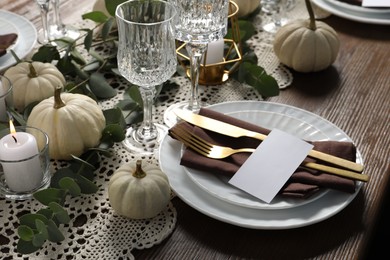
[204,39,224,64]
[0,81,7,122]
[0,130,43,192]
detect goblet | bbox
[163,0,229,127]
[49,0,80,40]
[262,0,289,34]
[34,0,51,44]
[116,0,177,155]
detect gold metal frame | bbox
[176,1,242,85]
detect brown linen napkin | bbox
[169,108,358,199]
[0,33,18,57]
[338,0,362,6]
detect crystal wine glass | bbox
[262,0,289,34]
[163,0,229,127]
[35,0,51,44]
[116,0,177,155]
[49,0,80,40]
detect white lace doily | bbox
[0,1,326,258]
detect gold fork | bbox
[170,125,369,182]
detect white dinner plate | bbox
[159,101,363,229]
[0,10,37,72]
[326,0,390,15]
[182,107,333,210]
[313,0,390,25]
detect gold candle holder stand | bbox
[176,1,242,86]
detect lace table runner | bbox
[0,1,326,258]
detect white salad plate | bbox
[313,0,390,25]
[159,101,363,229]
[0,10,37,71]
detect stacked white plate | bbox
[159,101,364,229]
[0,10,37,71]
[312,0,390,24]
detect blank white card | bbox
[229,129,313,203]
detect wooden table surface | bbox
[1,0,389,259]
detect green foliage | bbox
[10,0,279,254]
[226,19,279,98]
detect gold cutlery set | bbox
[172,109,369,183]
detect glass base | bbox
[37,28,52,45]
[163,100,209,128]
[0,170,51,200]
[262,18,288,33]
[122,123,168,155]
[49,25,80,40]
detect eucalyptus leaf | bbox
[46,219,65,242]
[37,208,54,220]
[127,85,143,107]
[53,165,98,194]
[239,62,279,97]
[238,20,255,42]
[17,239,41,254]
[70,155,96,170]
[71,48,86,65]
[116,99,140,111]
[19,213,49,228]
[89,72,117,98]
[31,45,60,62]
[82,11,109,23]
[59,177,82,197]
[84,29,93,51]
[33,188,67,206]
[103,107,126,126]
[106,0,127,16]
[102,18,114,40]
[49,202,71,224]
[18,225,34,241]
[89,50,105,63]
[33,219,48,247]
[102,124,126,142]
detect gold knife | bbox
[174,109,364,173]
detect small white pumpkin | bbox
[233,0,261,18]
[108,160,171,219]
[273,0,340,73]
[27,87,106,160]
[4,61,65,111]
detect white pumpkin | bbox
[233,0,261,18]
[27,88,106,160]
[273,0,340,73]
[4,61,65,111]
[108,160,171,219]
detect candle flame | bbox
[9,119,17,143]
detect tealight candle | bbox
[204,39,224,64]
[0,122,43,192]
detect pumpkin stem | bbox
[305,0,317,30]
[28,63,38,78]
[53,86,66,109]
[133,160,147,178]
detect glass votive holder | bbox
[0,126,51,200]
[0,75,13,124]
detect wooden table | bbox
[1,0,389,259]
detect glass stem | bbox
[273,0,286,26]
[38,1,50,44]
[52,0,65,33]
[137,87,157,141]
[186,42,208,112]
